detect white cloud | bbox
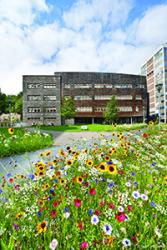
[0,0,50,26]
[63,0,133,30]
[0,0,167,95]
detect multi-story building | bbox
[23,72,148,125]
[141,43,167,122]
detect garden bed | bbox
[0,128,53,158]
[0,124,166,249]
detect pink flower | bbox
[80,241,89,250]
[109,202,115,209]
[89,188,96,195]
[50,210,57,218]
[74,198,81,207]
[95,209,101,216]
[127,205,133,212]
[49,239,58,250]
[116,212,126,222]
[99,200,105,206]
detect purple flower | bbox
[150,201,156,207]
[132,191,140,199]
[13,223,20,230]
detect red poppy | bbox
[78,221,84,230]
[50,210,57,218]
[115,212,126,222]
[95,209,101,216]
[9,178,14,183]
[118,170,125,174]
[89,188,96,196]
[74,198,81,207]
[131,236,137,243]
[109,202,115,209]
[127,205,133,212]
[143,133,148,138]
[53,201,59,207]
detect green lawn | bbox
[38,123,147,132]
[0,128,53,158]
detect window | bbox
[137,85,145,88]
[64,84,71,88]
[94,95,112,100]
[94,107,106,112]
[43,84,56,88]
[136,106,139,112]
[76,107,93,112]
[116,95,133,100]
[43,96,57,101]
[44,107,57,113]
[27,83,40,89]
[74,84,92,88]
[94,84,104,88]
[74,96,92,100]
[28,108,41,113]
[118,107,133,112]
[136,95,142,100]
[27,95,41,101]
[114,84,132,88]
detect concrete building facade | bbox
[23,72,148,125]
[141,43,167,122]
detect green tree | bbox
[104,96,118,124]
[61,97,76,120]
[0,92,7,114]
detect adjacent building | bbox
[141,43,167,122]
[23,72,148,125]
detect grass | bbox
[0,123,166,249]
[0,128,53,158]
[38,123,147,132]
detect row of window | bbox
[27,94,142,101]
[64,84,145,89]
[28,107,57,113]
[27,83,145,89]
[76,106,140,112]
[27,106,140,113]
[27,84,56,89]
[68,95,142,100]
[28,95,57,101]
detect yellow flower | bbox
[45,150,52,156]
[16,212,24,219]
[37,221,47,234]
[38,200,45,207]
[8,128,14,135]
[164,176,167,184]
[59,178,66,185]
[103,235,116,246]
[66,159,73,166]
[108,147,116,155]
[98,162,107,172]
[37,171,45,177]
[107,164,117,174]
[42,183,50,190]
[105,155,110,161]
[76,176,83,184]
[86,159,93,167]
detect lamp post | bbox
[156,83,163,129]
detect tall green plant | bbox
[104,96,118,124]
[61,97,76,120]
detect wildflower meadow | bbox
[0,124,166,249]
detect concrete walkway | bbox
[40,130,113,146]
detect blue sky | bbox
[0,0,167,94]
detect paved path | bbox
[41,130,113,146]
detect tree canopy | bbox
[61,97,76,120]
[104,96,118,124]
